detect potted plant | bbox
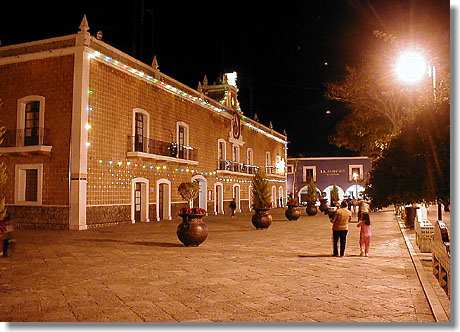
[319,192,329,214]
[176,181,208,246]
[251,169,272,229]
[330,184,339,206]
[285,194,301,221]
[305,180,318,216]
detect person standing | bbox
[358,199,370,222]
[229,198,237,217]
[331,201,352,257]
[357,213,372,256]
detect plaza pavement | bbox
[0,208,437,323]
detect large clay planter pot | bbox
[306,204,318,216]
[177,214,208,246]
[252,209,272,229]
[285,206,301,221]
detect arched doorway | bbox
[345,184,366,199]
[278,186,284,207]
[156,179,171,221]
[191,175,207,210]
[214,182,224,214]
[298,186,322,205]
[232,184,241,212]
[322,185,345,204]
[131,178,149,223]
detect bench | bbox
[432,220,450,297]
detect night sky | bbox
[0,1,450,156]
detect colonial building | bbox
[287,156,371,204]
[0,16,287,230]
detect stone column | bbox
[69,16,91,230]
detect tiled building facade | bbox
[0,17,287,230]
[287,157,372,204]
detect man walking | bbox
[331,201,352,257]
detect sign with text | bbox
[320,169,345,176]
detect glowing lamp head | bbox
[395,50,428,84]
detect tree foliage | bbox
[178,181,200,204]
[330,185,339,204]
[326,31,450,159]
[305,180,317,203]
[366,101,449,208]
[251,169,272,209]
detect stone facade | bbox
[0,19,287,230]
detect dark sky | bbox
[0,1,450,156]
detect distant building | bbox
[287,156,372,204]
[0,16,287,230]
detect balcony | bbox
[0,128,52,154]
[126,136,198,165]
[217,160,259,177]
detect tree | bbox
[330,185,339,205]
[178,181,199,207]
[305,180,317,204]
[366,101,449,208]
[326,30,450,159]
[251,169,271,210]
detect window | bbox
[132,108,150,153]
[265,152,271,166]
[232,144,240,163]
[176,121,189,159]
[24,101,40,146]
[15,164,43,205]
[287,165,294,174]
[134,113,145,152]
[349,164,364,181]
[303,166,316,182]
[17,96,45,146]
[246,148,253,165]
[265,151,272,173]
[217,139,226,161]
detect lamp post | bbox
[394,49,442,221]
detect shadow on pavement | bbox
[297,254,364,258]
[77,238,183,247]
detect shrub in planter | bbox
[176,181,208,246]
[285,196,301,221]
[251,169,272,229]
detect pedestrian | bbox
[358,199,370,222]
[357,212,372,257]
[331,201,352,257]
[0,214,15,257]
[347,197,353,211]
[229,198,237,217]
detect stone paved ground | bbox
[0,208,435,323]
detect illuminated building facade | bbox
[287,157,371,204]
[0,17,287,230]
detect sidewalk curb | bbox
[395,216,449,323]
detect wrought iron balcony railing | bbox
[0,128,47,147]
[128,136,198,161]
[218,160,259,174]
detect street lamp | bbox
[394,49,442,221]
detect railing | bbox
[0,128,47,147]
[128,136,198,161]
[218,160,258,174]
[265,166,275,174]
